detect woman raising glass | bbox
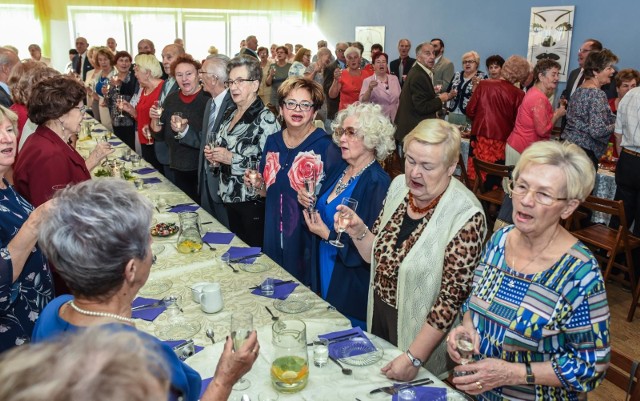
[265,46,291,106]
[329,47,373,112]
[106,51,138,149]
[359,52,401,121]
[446,51,487,125]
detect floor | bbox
[589,281,639,401]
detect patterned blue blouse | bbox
[0,180,53,352]
[463,226,610,400]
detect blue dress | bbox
[260,128,345,284]
[0,180,53,352]
[32,295,202,401]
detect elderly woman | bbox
[204,56,280,247]
[485,54,505,80]
[305,47,332,123]
[288,47,312,78]
[105,51,137,149]
[446,51,487,125]
[607,68,640,158]
[245,78,342,283]
[14,76,112,207]
[447,141,609,400]
[265,46,291,106]
[31,179,259,401]
[302,103,393,329]
[91,47,116,130]
[257,46,272,106]
[465,55,530,184]
[338,119,486,378]
[0,106,53,352]
[563,49,618,168]
[359,52,401,121]
[150,54,208,201]
[329,47,373,112]
[119,54,164,171]
[27,44,51,66]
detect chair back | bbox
[471,158,513,196]
[606,348,640,401]
[454,154,472,189]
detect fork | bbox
[204,242,216,251]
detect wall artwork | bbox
[527,6,575,82]
[355,26,385,61]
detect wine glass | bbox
[116,95,125,118]
[304,171,317,214]
[103,79,112,98]
[142,125,154,145]
[433,79,444,94]
[246,159,260,197]
[231,312,253,390]
[207,135,223,174]
[329,197,358,248]
[153,100,164,126]
[453,331,474,377]
[172,112,184,132]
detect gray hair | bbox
[205,54,230,81]
[0,47,18,66]
[0,326,170,401]
[331,102,396,160]
[38,179,153,300]
[227,55,262,89]
[415,42,433,57]
[344,46,361,59]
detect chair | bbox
[563,195,640,321]
[605,348,640,401]
[471,158,513,226]
[454,154,472,189]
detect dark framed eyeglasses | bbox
[223,78,257,88]
[75,105,87,114]
[282,100,314,112]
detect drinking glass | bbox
[116,94,125,118]
[206,133,222,174]
[453,331,474,377]
[313,338,329,367]
[303,171,317,215]
[172,112,184,132]
[231,312,253,390]
[246,159,260,197]
[434,79,444,94]
[142,125,154,145]
[329,197,358,248]
[153,100,164,125]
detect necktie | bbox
[207,101,217,139]
[399,59,404,85]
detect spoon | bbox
[205,328,215,345]
[204,242,216,251]
[265,306,279,321]
[329,356,352,375]
[226,262,239,273]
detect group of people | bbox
[0,31,624,400]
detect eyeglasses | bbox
[336,49,346,53]
[175,71,195,79]
[198,70,218,80]
[223,78,257,89]
[75,105,87,114]
[462,60,476,65]
[508,181,567,206]
[333,126,359,141]
[282,99,314,112]
[578,48,592,54]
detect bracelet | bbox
[354,227,368,241]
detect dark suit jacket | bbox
[0,86,12,108]
[394,64,442,141]
[323,60,341,120]
[154,79,180,165]
[73,53,93,81]
[389,57,416,86]
[239,48,259,60]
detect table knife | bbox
[249,280,294,290]
[369,378,434,395]
[230,253,263,263]
[131,300,164,311]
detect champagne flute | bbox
[142,125,154,145]
[230,312,253,390]
[172,112,184,132]
[246,159,259,197]
[153,100,164,126]
[304,171,317,214]
[453,331,474,377]
[208,135,223,174]
[329,197,358,248]
[116,94,125,118]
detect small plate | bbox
[433,388,474,401]
[273,293,312,314]
[239,262,271,273]
[151,222,180,237]
[139,278,172,296]
[335,337,384,366]
[155,320,201,340]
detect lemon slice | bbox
[281,371,298,381]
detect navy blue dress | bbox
[0,180,53,352]
[260,128,345,284]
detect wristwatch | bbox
[406,349,423,368]
[524,360,535,384]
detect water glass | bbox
[261,277,275,296]
[313,338,329,367]
[122,148,132,162]
[130,153,141,167]
[398,388,417,400]
[134,178,144,190]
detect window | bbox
[1,4,43,58]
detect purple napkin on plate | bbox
[133,167,157,175]
[163,340,204,354]
[226,246,261,263]
[202,232,235,245]
[199,377,213,399]
[131,297,165,321]
[391,386,446,401]
[142,177,162,184]
[92,127,106,132]
[319,327,375,359]
[169,204,200,213]
[109,141,122,146]
[251,279,299,299]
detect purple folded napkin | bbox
[202,232,235,245]
[131,297,165,321]
[392,386,446,401]
[92,127,106,132]
[168,204,200,213]
[251,279,299,299]
[319,327,375,359]
[199,377,213,399]
[226,246,261,263]
[142,177,162,184]
[109,141,122,146]
[163,340,204,354]
[133,167,157,175]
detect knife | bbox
[306,332,362,346]
[369,378,434,395]
[249,280,294,290]
[230,252,263,263]
[131,300,165,311]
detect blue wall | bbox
[315,0,638,96]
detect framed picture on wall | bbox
[527,6,575,82]
[355,26,385,61]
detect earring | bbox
[58,119,66,133]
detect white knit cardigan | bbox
[366,175,484,375]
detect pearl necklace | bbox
[335,159,376,195]
[68,301,135,324]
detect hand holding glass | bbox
[453,331,474,377]
[303,172,317,215]
[329,197,358,248]
[171,112,185,132]
[246,160,260,196]
[231,312,253,390]
[153,100,164,125]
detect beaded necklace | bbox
[334,159,376,196]
[69,301,135,324]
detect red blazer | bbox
[14,125,91,206]
[466,79,524,142]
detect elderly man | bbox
[0,47,19,107]
[562,38,617,101]
[177,55,232,228]
[240,35,259,59]
[27,44,51,66]
[137,38,167,81]
[394,42,451,144]
[390,39,415,87]
[430,38,454,89]
[72,37,91,80]
[106,37,117,54]
[322,41,348,124]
